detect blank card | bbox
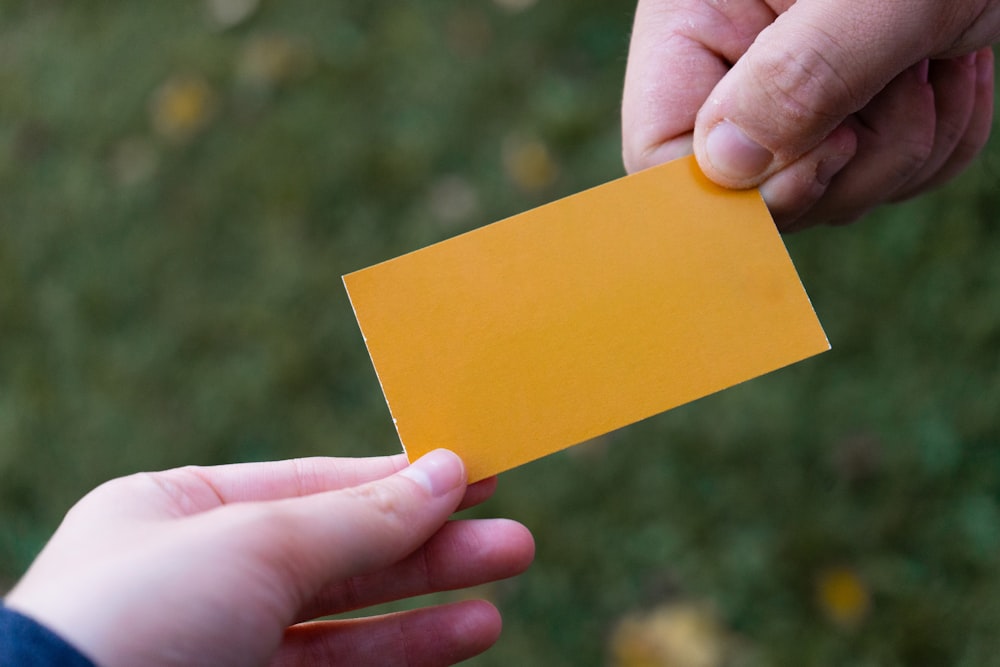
[344,156,829,482]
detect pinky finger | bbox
[271,600,502,667]
[911,47,995,195]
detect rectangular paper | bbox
[344,156,829,482]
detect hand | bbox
[3,450,534,667]
[622,0,998,230]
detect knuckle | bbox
[746,36,864,132]
[346,482,406,523]
[936,116,967,151]
[87,469,205,516]
[144,467,224,515]
[895,134,936,181]
[940,4,999,53]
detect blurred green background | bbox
[2,1,999,665]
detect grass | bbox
[1,2,999,664]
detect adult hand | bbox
[622,0,998,230]
[4,450,534,667]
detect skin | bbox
[622,0,999,230]
[3,449,535,667]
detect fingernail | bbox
[977,50,993,84]
[816,153,851,186]
[705,121,773,183]
[400,449,466,497]
[914,58,930,84]
[959,52,977,68]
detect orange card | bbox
[344,156,828,482]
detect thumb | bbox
[251,449,470,599]
[692,0,960,188]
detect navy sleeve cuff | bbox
[0,603,96,667]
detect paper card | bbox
[344,156,829,482]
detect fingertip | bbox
[623,133,695,174]
[508,520,537,572]
[759,124,856,230]
[816,124,857,185]
[472,518,536,576]
[976,46,995,87]
[399,449,467,498]
[700,119,774,187]
[913,58,930,85]
[468,597,503,624]
[457,599,504,650]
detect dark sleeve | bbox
[0,603,96,667]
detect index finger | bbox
[168,455,497,510]
[175,454,410,504]
[622,0,776,172]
